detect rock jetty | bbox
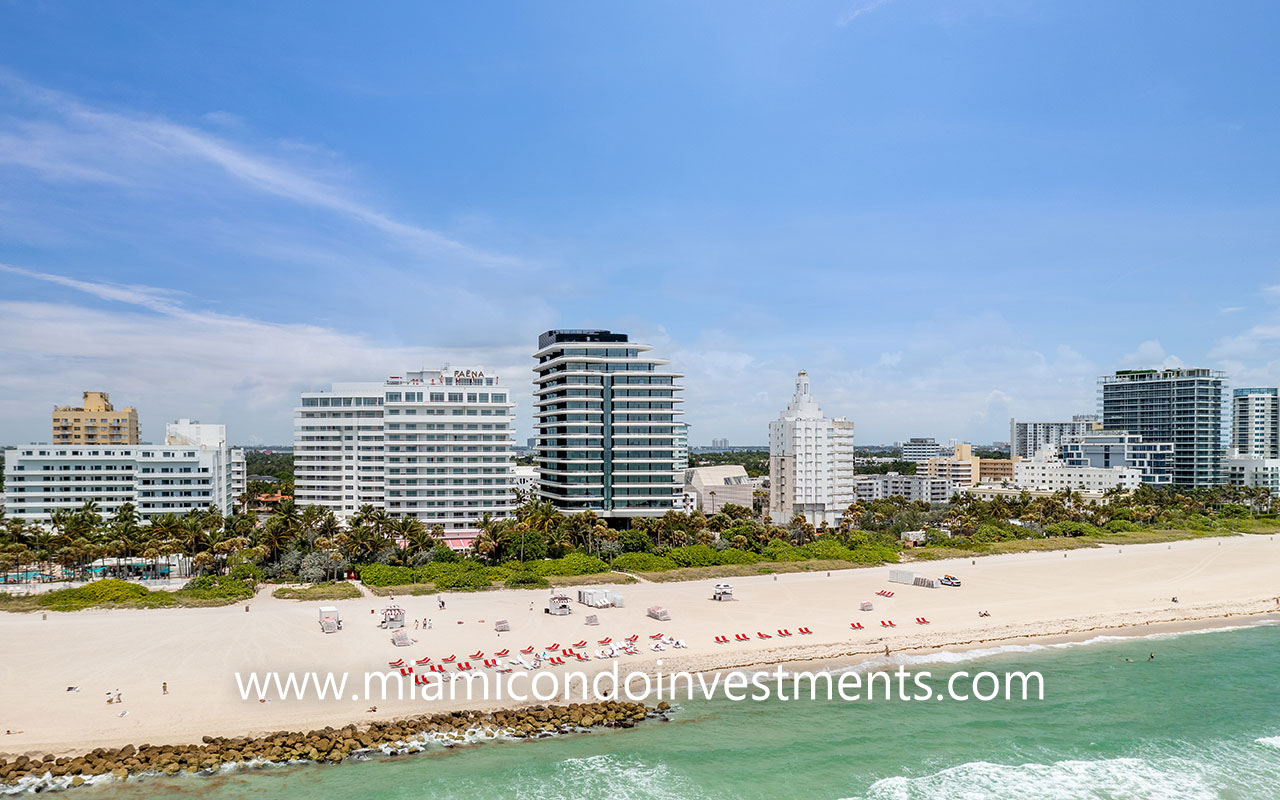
[0,700,670,790]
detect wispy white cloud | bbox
[0,263,189,314]
[0,70,520,269]
[838,0,897,26]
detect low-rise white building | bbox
[1059,431,1172,485]
[3,419,236,523]
[852,472,953,503]
[1224,454,1280,497]
[1012,448,1142,494]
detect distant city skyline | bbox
[3,3,1280,447]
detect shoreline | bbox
[3,534,1279,758]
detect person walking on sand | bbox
[162,682,168,695]
[884,645,890,657]
[428,618,433,629]
[415,619,420,630]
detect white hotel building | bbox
[294,368,516,546]
[3,419,239,522]
[768,371,855,527]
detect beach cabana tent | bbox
[647,606,671,621]
[381,605,406,628]
[711,583,734,601]
[546,594,572,616]
[318,606,342,633]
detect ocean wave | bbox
[847,756,1223,800]
[1256,736,1280,749]
[515,754,705,800]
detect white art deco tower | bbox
[768,370,855,527]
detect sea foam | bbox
[848,756,1222,800]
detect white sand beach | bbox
[3,534,1279,757]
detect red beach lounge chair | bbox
[415,656,431,665]
[573,640,588,648]
[625,635,639,642]
[520,646,535,654]
[470,651,484,659]
[547,642,560,651]
[442,654,457,663]
[757,632,772,639]
[388,659,405,667]
[598,637,612,645]
[851,622,864,630]
[495,649,510,657]
[735,633,750,641]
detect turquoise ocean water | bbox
[65,623,1280,800]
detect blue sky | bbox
[1,0,1278,446]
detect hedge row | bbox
[613,539,898,573]
[358,553,610,590]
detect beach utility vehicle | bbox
[939,575,961,587]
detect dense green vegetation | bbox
[243,450,294,483]
[689,449,768,477]
[854,459,918,475]
[0,576,255,612]
[271,582,362,601]
[2,477,1276,612]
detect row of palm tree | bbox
[2,481,1272,583]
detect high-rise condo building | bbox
[1099,368,1225,487]
[1232,388,1279,458]
[532,329,684,520]
[768,371,855,527]
[52,391,140,445]
[1009,415,1100,459]
[4,419,235,522]
[294,367,515,547]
